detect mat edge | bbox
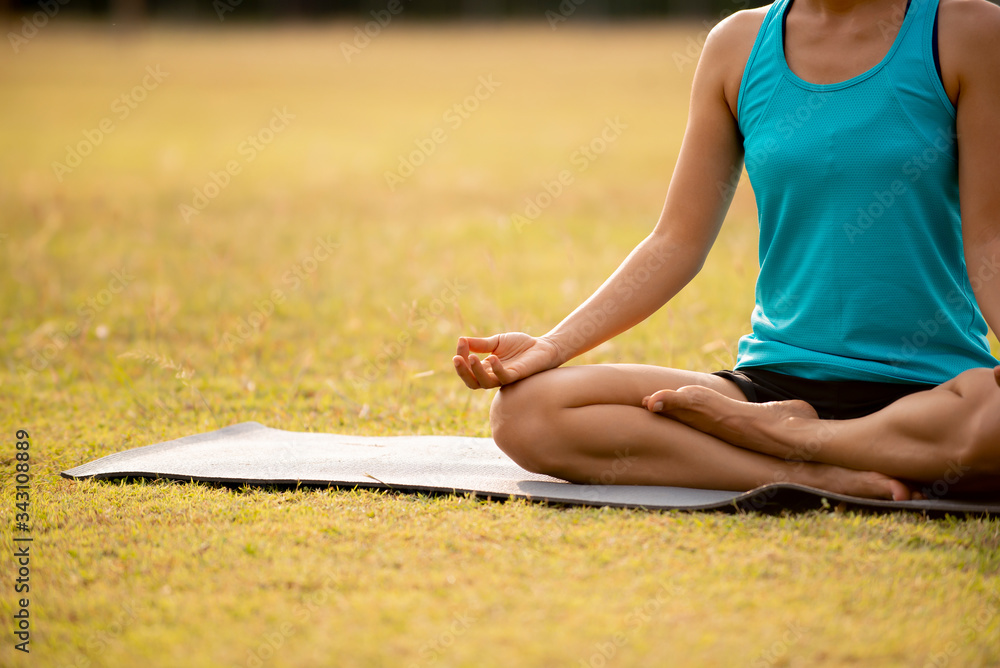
[58,471,1000,515]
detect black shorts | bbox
[712,367,937,420]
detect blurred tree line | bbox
[2,0,774,20]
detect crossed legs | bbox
[490,364,917,500]
[644,366,1000,495]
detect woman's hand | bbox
[453,333,563,389]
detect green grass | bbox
[1,20,998,668]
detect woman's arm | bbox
[455,11,764,389]
[542,17,757,363]
[947,0,1000,339]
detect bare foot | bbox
[643,385,819,459]
[808,464,916,501]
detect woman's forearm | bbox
[542,232,704,363]
[536,13,746,366]
[966,238,1000,342]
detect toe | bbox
[645,389,675,412]
[887,478,914,501]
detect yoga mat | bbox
[62,422,1000,516]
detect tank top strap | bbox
[884,0,956,131]
[737,0,790,139]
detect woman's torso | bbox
[716,0,996,383]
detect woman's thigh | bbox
[494,363,749,414]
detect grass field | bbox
[1,18,999,668]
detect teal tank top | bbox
[734,0,997,383]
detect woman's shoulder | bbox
[699,6,772,109]
[706,5,770,52]
[938,0,1000,104]
[939,0,1000,25]
[939,0,1000,48]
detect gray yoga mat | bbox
[62,422,1000,515]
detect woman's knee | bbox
[490,375,561,474]
[958,370,1000,464]
[935,371,1000,481]
[963,414,1000,478]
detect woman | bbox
[454,0,1000,500]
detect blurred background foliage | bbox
[2,0,774,21]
